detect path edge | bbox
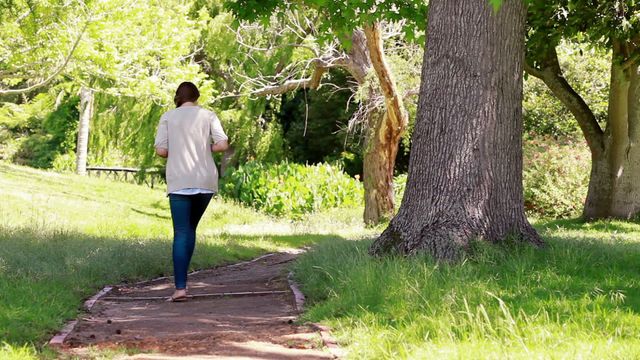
[287,271,345,359]
[48,286,113,347]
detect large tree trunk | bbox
[584,47,640,219]
[370,0,541,259]
[76,86,94,175]
[526,41,640,220]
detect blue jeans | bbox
[169,193,213,289]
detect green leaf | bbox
[489,0,502,12]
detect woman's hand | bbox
[211,140,229,153]
[155,147,168,158]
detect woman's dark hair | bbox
[174,82,200,107]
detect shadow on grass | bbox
[130,207,171,220]
[150,199,169,211]
[293,223,640,334]
[0,225,343,352]
[535,217,640,233]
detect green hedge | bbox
[220,161,363,218]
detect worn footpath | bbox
[55,252,337,359]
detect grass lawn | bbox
[293,219,640,359]
[0,162,372,359]
[4,161,640,359]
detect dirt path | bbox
[58,252,336,359]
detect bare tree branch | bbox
[523,61,544,78]
[403,88,419,98]
[251,60,327,96]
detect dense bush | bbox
[523,137,590,218]
[10,95,79,168]
[1,91,58,162]
[220,161,363,218]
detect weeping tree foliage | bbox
[71,0,212,173]
[0,0,88,96]
[526,0,640,220]
[89,94,165,168]
[193,0,295,165]
[1,0,213,171]
[69,0,211,103]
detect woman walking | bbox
[154,82,229,302]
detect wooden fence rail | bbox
[86,166,164,188]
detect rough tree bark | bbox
[525,40,640,220]
[370,0,542,259]
[76,86,94,175]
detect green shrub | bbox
[10,95,79,168]
[0,128,23,162]
[221,161,363,218]
[393,173,407,207]
[523,137,590,218]
[52,152,76,172]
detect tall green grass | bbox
[0,163,371,358]
[293,220,640,359]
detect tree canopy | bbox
[225,0,428,45]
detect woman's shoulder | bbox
[162,106,217,119]
[196,107,216,116]
[161,108,181,118]
[162,106,210,119]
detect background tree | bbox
[526,0,640,220]
[523,42,610,139]
[277,69,362,172]
[371,0,542,259]
[225,0,426,224]
[0,0,88,96]
[71,0,209,174]
[1,0,211,174]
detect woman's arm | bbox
[211,140,229,153]
[154,114,168,158]
[156,147,168,158]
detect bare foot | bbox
[167,289,188,302]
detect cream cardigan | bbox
[154,106,228,194]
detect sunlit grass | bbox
[0,343,38,360]
[6,160,639,359]
[0,162,372,358]
[292,220,640,359]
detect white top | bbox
[154,106,228,194]
[171,188,215,195]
